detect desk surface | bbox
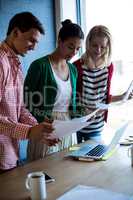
[0,145,133,200]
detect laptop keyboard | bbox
[86,144,106,157]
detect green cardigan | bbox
[24,56,77,122]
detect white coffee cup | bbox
[25,171,47,200]
[128,145,133,166]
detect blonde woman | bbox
[74,25,127,143]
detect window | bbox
[83,0,133,124]
[54,0,83,61]
[55,0,77,37]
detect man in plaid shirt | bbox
[0,12,59,172]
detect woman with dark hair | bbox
[24,19,84,161]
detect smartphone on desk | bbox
[42,172,55,183]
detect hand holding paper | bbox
[123,80,133,101]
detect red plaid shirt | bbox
[0,42,37,170]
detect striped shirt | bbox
[79,65,108,136]
[0,42,37,170]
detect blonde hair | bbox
[83,25,112,66]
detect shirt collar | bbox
[1,41,21,66]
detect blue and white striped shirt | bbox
[79,65,109,136]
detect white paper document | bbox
[96,101,123,110]
[57,185,131,200]
[96,80,133,110]
[72,109,100,123]
[53,109,99,138]
[96,102,111,110]
[123,80,133,101]
[53,120,90,138]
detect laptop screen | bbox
[103,122,129,156]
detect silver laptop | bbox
[68,122,129,161]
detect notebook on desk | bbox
[57,185,131,200]
[68,122,129,161]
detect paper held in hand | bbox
[96,101,122,110]
[53,109,100,139]
[123,80,133,101]
[96,80,133,110]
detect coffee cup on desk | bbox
[25,171,47,200]
[128,145,133,167]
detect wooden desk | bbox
[0,145,133,200]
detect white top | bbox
[51,67,72,112]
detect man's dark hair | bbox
[7,12,45,36]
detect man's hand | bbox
[28,121,59,146]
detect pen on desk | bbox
[78,157,95,162]
[119,141,133,146]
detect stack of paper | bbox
[57,185,131,200]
